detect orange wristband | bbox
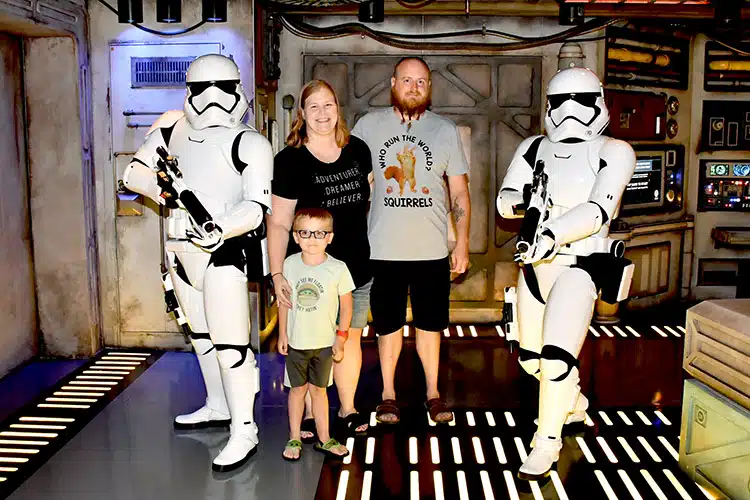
[336,329,349,341]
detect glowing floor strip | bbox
[443,328,450,338]
[0,440,47,446]
[45,398,97,403]
[514,437,528,461]
[18,417,73,423]
[9,424,65,430]
[466,411,476,427]
[335,470,349,500]
[69,381,117,386]
[650,326,668,338]
[504,412,515,427]
[677,326,686,333]
[654,410,672,426]
[663,326,681,337]
[485,411,496,427]
[62,385,113,391]
[343,437,354,465]
[641,469,668,500]
[456,471,469,500]
[53,391,104,397]
[479,470,494,500]
[404,325,409,338]
[618,411,634,425]
[606,325,626,338]
[37,404,90,409]
[361,471,372,500]
[626,326,641,337]
[664,469,691,500]
[588,326,601,338]
[503,470,520,500]
[430,437,440,464]
[550,471,569,500]
[576,437,597,463]
[495,325,505,337]
[451,437,462,464]
[597,436,619,463]
[617,436,641,463]
[0,467,17,472]
[493,437,507,464]
[472,437,485,464]
[636,411,652,425]
[433,471,445,500]
[595,471,618,500]
[106,352,149,357]
[370,412,377,428]
[77,375,123,380]
[0,432,57,438]
[469,325,478,337]
[365,437,375,464]
[94,361,141,366]
[618,470,643,500]
[638,436,662,462]
[0,458,28,464]
[0,448,38,455]
[584,412,595,427]
[658,436,679,460]
[599,410,614,426]
[600,326,615,338]
[83,370,131,375]
[363,326,369,338]
[456,326,464,338]
[409,437,418,464]
[410,471,419,500]
[696,482,715,499]
[613,325,630,338]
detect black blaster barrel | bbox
[516,159,547,255]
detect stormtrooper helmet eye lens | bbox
[214,81,238,94]
[548,94,569,110]
[572,92,599,107]
[188,82,212,96]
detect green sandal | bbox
[313,438,349,459]
[282,439,303,462]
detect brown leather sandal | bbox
[425,398,454,424]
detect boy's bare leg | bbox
[377,328,403,422]
[301,391,314,440]
[310,385,348,456]
[285,384,307,460]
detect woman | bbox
[268,80,372,445]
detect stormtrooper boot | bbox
[212,356,260,472]
[534,390,589,427]
[518,433,563,480]
[174,336,231,430]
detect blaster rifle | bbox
[161,262,192,344]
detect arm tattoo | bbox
[452,197,466,223]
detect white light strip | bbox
[588,326,601,337]
[0,467,18,472]
[530,481,544,500]
[38,404,90,409]
[638,436,662,462]
[0,431,57,438]
[485,412,496,427]
[503,470,520,500]
[409,437,418,464]
[598,411,614,426]
[613,325,628,337]
[95,360,141,365]
[641,469,668,500]
[466,411,476,427]
[404,325,409,337]
[83,370,131,375]
[654,410,672,426]
[0,457,28,463]
[62,385,112,391]
[493,437,507,464]
[91,364,135,371]
[443,328,450,338]
[19,417,73,423]
[636,411,652,425]
[45,397,97,403]
[104,356,146,361]
[650,325,668,338]
[576,437,596,463]
[584,412,595,427]
[550,471,569,500]
[495,325,505,337]
[479,471,495,500]
[658,436,679,460]
[370,412,377,428]
[69,381,117,386]
[617,411,633,425]
[597,436,619,463]
[600,326,615,338]
[53,392,104,397]
[361,471,372,500]
[76,375,123,380]
[427,412,436,427]
[362,326,368,337]
[469,325,478,337]
[335,470,349,500]
[0,440,48,446]
[626,326,641,337]
[696,482,715,499]
[514,437,528,461]
[504,412,515,427]
[457,326,464,337]
[451,437,462,464]
[430,437,440,464]
[0,448,38,455]
[456,471,469,500]
[618,470,643,500]
[365,437,375,464]
[663,326,681,337]
[107,352,149,357]
[663,469,691,500]
[433,471,445,500]
[0,478,5,482]
[10,424,65,430]
[473,437,485,464]
[343,437,354,465]
[617,437,640,463]
[410,471,419,500]
[677,326,686,334]
[594,470,618,500]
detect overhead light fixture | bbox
[359,0,384,23]
[202,0,227,22]
[157,0,181,23]
[118,0,143,23]
[559,3,585,26]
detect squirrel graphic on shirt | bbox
[384,144,418,196]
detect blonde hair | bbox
[286,80,350,148]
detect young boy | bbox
[278,208,354,461]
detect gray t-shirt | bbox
[283,253,355,350]
[352,109,469,261]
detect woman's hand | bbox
[273,273,293,309]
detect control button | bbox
[666,190,675,202]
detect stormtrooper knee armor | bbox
[122,54,273,472]
[496,68,636,480]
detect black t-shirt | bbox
[273,136,373,288]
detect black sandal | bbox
[338,411,369,435]
[301,417,317,444]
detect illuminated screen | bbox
[733,164,750,177]
[622,155,663,208]
[709,164,729,177]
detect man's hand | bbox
[278,333,289,356]
[186,223,224,252]
[332,337,346,363]
[272,274,293,309]
[450,240,470,274]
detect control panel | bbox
[699,160,750,211]
[620,145,684,215]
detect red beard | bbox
[391,87,431,122]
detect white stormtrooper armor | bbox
[122,54,273,473]
[496,68,636,480]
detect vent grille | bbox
[131,56,196,88]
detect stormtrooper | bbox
[122,54,273,472]
[496,68,636,480]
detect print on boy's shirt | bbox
[295,277,324,313]
[312,164,365,209]
[377,134,435,207]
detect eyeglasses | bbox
[295,229,331,239]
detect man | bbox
[122,54,273,472]
[352,57,471,424]
[497,67,635,479]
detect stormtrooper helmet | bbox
[543,67,609,143]
[184,54,249,130]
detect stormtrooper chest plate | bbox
[538,139,604,214]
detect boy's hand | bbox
[278,333,288,356]
[332,337,345,363]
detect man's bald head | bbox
[393,57,431,79]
